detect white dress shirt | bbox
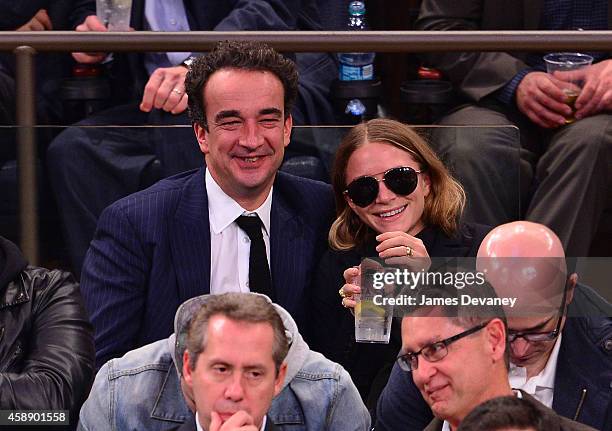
[509,334,562,408]
[206,168,272,294]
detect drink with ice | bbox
[97,0,132,31]
[354,297,393,343]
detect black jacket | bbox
[0,237,95,415]
[308,223,491,406]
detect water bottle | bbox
[337,1,375,82]
[337,1,376,117]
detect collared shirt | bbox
[508,334,562,408]
[195,412,267,431]
[206,168,273,294]
[144,0,192,74]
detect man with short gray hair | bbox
[78,292,370,431]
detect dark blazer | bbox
[81,168,334,368]
[375,285,612,430]
[309,223,491,404]
[415,0,612,102]
[423,392,597,431]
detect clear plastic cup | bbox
[354,260,393,343]
[543,52,594,123]
[97,0,132,31]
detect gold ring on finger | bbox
[339,287,346,298]
[406,246,414,257]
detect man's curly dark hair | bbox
[185,40,299,130]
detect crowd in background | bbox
[0,1,611,430]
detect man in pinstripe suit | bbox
[80,41,334,368]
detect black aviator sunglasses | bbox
[344,166,424,208]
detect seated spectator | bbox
[309,118,490,403]
[78,292,370,430]
[47,0,338,274]
[0,236,95,420]
[0,0,77,243]
[415,0,612,257]
[457,395,554,431]
[376,221,612,430]
[80,40,334,368]
[398,281,594,431]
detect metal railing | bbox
[3,30,612,263]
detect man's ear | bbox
[183,350,194,385]
[566,273,578,306]
[283,114,292,148]
[194,122,209,155]
[273,363,288,396]
[486,318,507,363]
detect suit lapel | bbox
[170,169,212,302]
[523,0,543,30]
[270,181,304,310]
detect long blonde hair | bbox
[329,119,465,251]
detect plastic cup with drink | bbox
[97,0,132,31]
[353,259,394,343]
[543,52,594,124]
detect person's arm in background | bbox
[416,0,573,129]
[415,0,530,102]
[139,0,302,115]
[213,0,298,31]
[0,1,53,30]
[0,270,95,411]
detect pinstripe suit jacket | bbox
[81,168,334,368]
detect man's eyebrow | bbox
[510,314,555,333]
[403,336,441,353]
[259,108,282,117]
[214,110,241,123]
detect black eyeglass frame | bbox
[506,279,570,343]
[343,166,424,208]
[396,321,488,372]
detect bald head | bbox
[476,222,571,316]
[477,221,565,260]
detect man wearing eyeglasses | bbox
[376,221,612,430]
[396,282,595,431]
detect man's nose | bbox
[223,373,246,401]
[510,337,531,358]
[239,121,262,149]
[413,357,436,387]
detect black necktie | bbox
[235,215,274,300]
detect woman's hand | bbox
[339,266,360,309]
[375,231,431,270]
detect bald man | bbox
[375,221,612,431]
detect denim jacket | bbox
[78,298,371,431]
